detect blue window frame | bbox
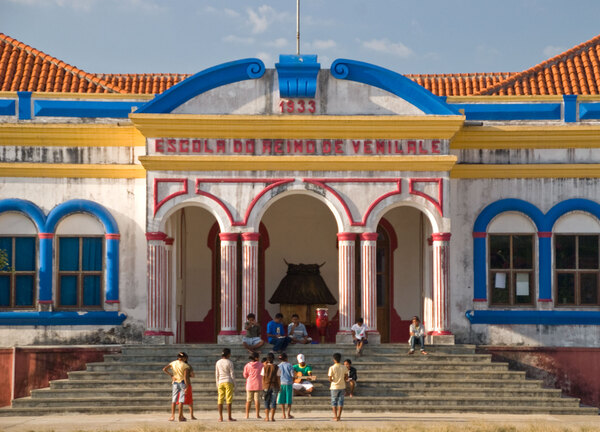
[555,234,600,306]
[0,236,36,308]
[57,236,103,308]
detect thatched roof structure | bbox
[269,262,337,305]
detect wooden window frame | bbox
[56,235,104,310]
[554,234,600,307]
[0,235,37,310]
[488,233,535,306]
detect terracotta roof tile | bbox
[0,33,123,93]
[404,72,516,96]
[479,33,600,95]
[96,73,190,95]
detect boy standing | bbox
[277,352,294,419]
[243,351,263,419]
[344,359,357,397]
[162,351,191,422]
[261,352,280,422]
[243,313,265,353]
[328,352,348,422]
[409,315,428,355]
[351,317,368,357]
[215,348,236,422]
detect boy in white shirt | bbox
[408,315,428,355]
[350,317,368,357]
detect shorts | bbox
[263,388,278,410]
[330,389,345,407]
[176,384,193,405]
[217,382,234,405]
[242,336,262,346]
[277,384,293,405]
[353,338,368,345]
[246,390,260,403]
[292,381,313,391]
[172,381,187,404]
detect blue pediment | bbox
[275,54,320,98]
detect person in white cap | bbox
[292,353,315,396]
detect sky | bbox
[1,0,600,75]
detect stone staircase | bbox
[1,344,597,416]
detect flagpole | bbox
[296,0,300,55]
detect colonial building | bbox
[1,32,600,347]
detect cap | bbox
[297,353,305,363]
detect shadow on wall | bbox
[477,346,600,408]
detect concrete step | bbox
[12,395,582,409]
[1,404,596,417]
[50,377,545,390]
[32,386,563,400]
[84,361,507,372]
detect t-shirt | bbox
[266,320,285,343]
[243,361,263,391]
[328,363,347,390]
[261,363,280,390]
[347,366,357,381]
[245,321,261,338]
[351,323,367,340]
[278,362,294,385]
[169,360,190,383]
[287,322,308,339]
[215,358,235,386]
[293,363,312,378]
[409,323,426,337]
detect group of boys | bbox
[242,312,312,355]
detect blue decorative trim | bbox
[45,199,119,234]
[0,199,46,231]
[17,91,32,120]
[34,100,141,118]
[450,103,561,121]
[136,58,266,114]
[275,54,320,98]
[466,310,600,325]
[473,198,600,303]
[38,237,53,302]
[0,311,126,326]
[331,59,460,115]
[563,95,578,123]
[0,99,16,116]
[579,102,600,120]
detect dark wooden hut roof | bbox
[269,262,337,305]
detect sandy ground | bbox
[0,411,599,432]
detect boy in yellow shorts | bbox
[215,348,236,422]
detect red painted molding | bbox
[38,300,53,304]
[378,217,398,252]
[360,232,379,241]
[105,233,120,240]
[241,232,260,242]
[538,232,553,238]
[427,236,433,246]
[218,330,239,336]
[153,178,188,216]
[195,178,294,226]
[146,232,167,241]
[303,178,402,226]
[164,237,174,246]
[408,178,443,216]
[431,232,452,241]
[105,300,120,304]
[472,232,486,238]
[144,330,174,336]
[473,298,487,302]
[38,233,54,239]
[431,330,453,336]
[337,232,356,242]
[219,232,239,241]
[538,298,553,302]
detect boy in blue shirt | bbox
[266,313,291,353]
[277,352,294,419]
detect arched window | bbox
[554,212,600,306]
[0,212,37,309]
[488,212,535,306]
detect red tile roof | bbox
[0,33,123,93]
[478,33,600,95]
[2,32,600,97]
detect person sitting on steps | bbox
[408,315,428,355]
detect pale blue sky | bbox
[1,0,599,75]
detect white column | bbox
[241,232,259,327]
[145,232,172,336]
[423,236,434,334]
[360,232,378,334]
[164,237,174,336]
[219,232,238,336]
[432,232,452,336]
[337,233,356,335]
